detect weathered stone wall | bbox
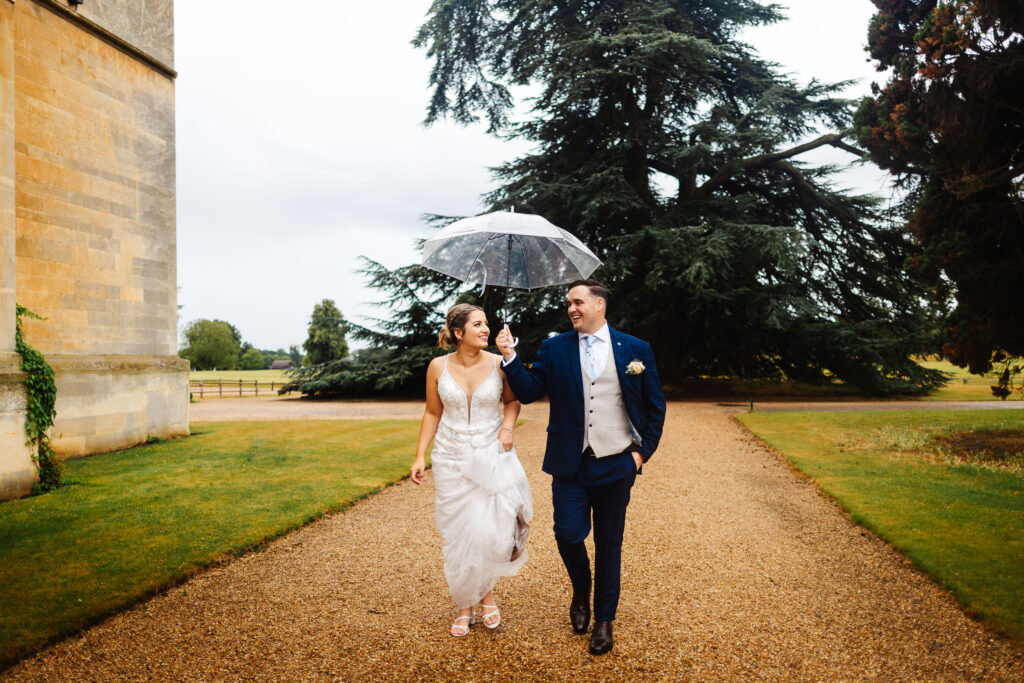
[0,353,35,501]
[15,0,178,356]
[1,0,187,499]
[1,1,37,501]
[78,0,174,69]
[1,1,17,353]
[51,355,188,457]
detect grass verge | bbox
[737,409,1024,641]
[0,419,420,668]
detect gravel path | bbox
[4,402,1023,681]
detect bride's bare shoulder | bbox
[427,355,448,375]
[489,352,509,374]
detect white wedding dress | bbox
[432,354,533,608]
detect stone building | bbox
[1,0,188,500]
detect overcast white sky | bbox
[174,0,890,352]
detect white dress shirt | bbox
[579,323,610,378]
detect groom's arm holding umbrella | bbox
[496,326,549,403]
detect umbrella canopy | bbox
[422,211,601,291]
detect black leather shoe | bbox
[570,592,591,634]
[589,620,613,655]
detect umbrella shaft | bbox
[504,235,512,323]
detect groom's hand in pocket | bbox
[631,451,643,472]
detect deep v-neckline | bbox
[444,360,497,403]
[443,355,498,423]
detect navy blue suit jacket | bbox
[503,325,667,478]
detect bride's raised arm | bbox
[411,356,445,485]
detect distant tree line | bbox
[179,299,348,371]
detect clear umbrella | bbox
[422,210,602,344]
[422,210,602,291]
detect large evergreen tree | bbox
[411,0,945,394]
[291,0,946,396]
[854,0,1024,374]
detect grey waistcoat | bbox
[583,349,635,457]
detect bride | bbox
[411,303,533,636]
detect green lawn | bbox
[0,419,421,668]
[738,409,1024,640]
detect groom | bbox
[496,279,666,655]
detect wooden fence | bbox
[189,379,290,398]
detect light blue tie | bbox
[583,335,598,379]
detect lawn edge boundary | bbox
[729,413,1023,646]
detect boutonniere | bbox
[625,360,645,375]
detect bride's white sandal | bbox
[480,602,501,629]
[450,613,476,637]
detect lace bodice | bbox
[433,354,504,460]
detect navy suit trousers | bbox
[551,449,637,622]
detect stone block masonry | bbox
[0,0,187,499]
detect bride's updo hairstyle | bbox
[438,303,485,349]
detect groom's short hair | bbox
[569,278,609,304]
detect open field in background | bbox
[917,358,1022,402]
[738,409,1024,641]
[0,419,421,669]
[189,370,294,398]
[189,369,292,383]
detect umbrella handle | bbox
[502,324,519,349]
